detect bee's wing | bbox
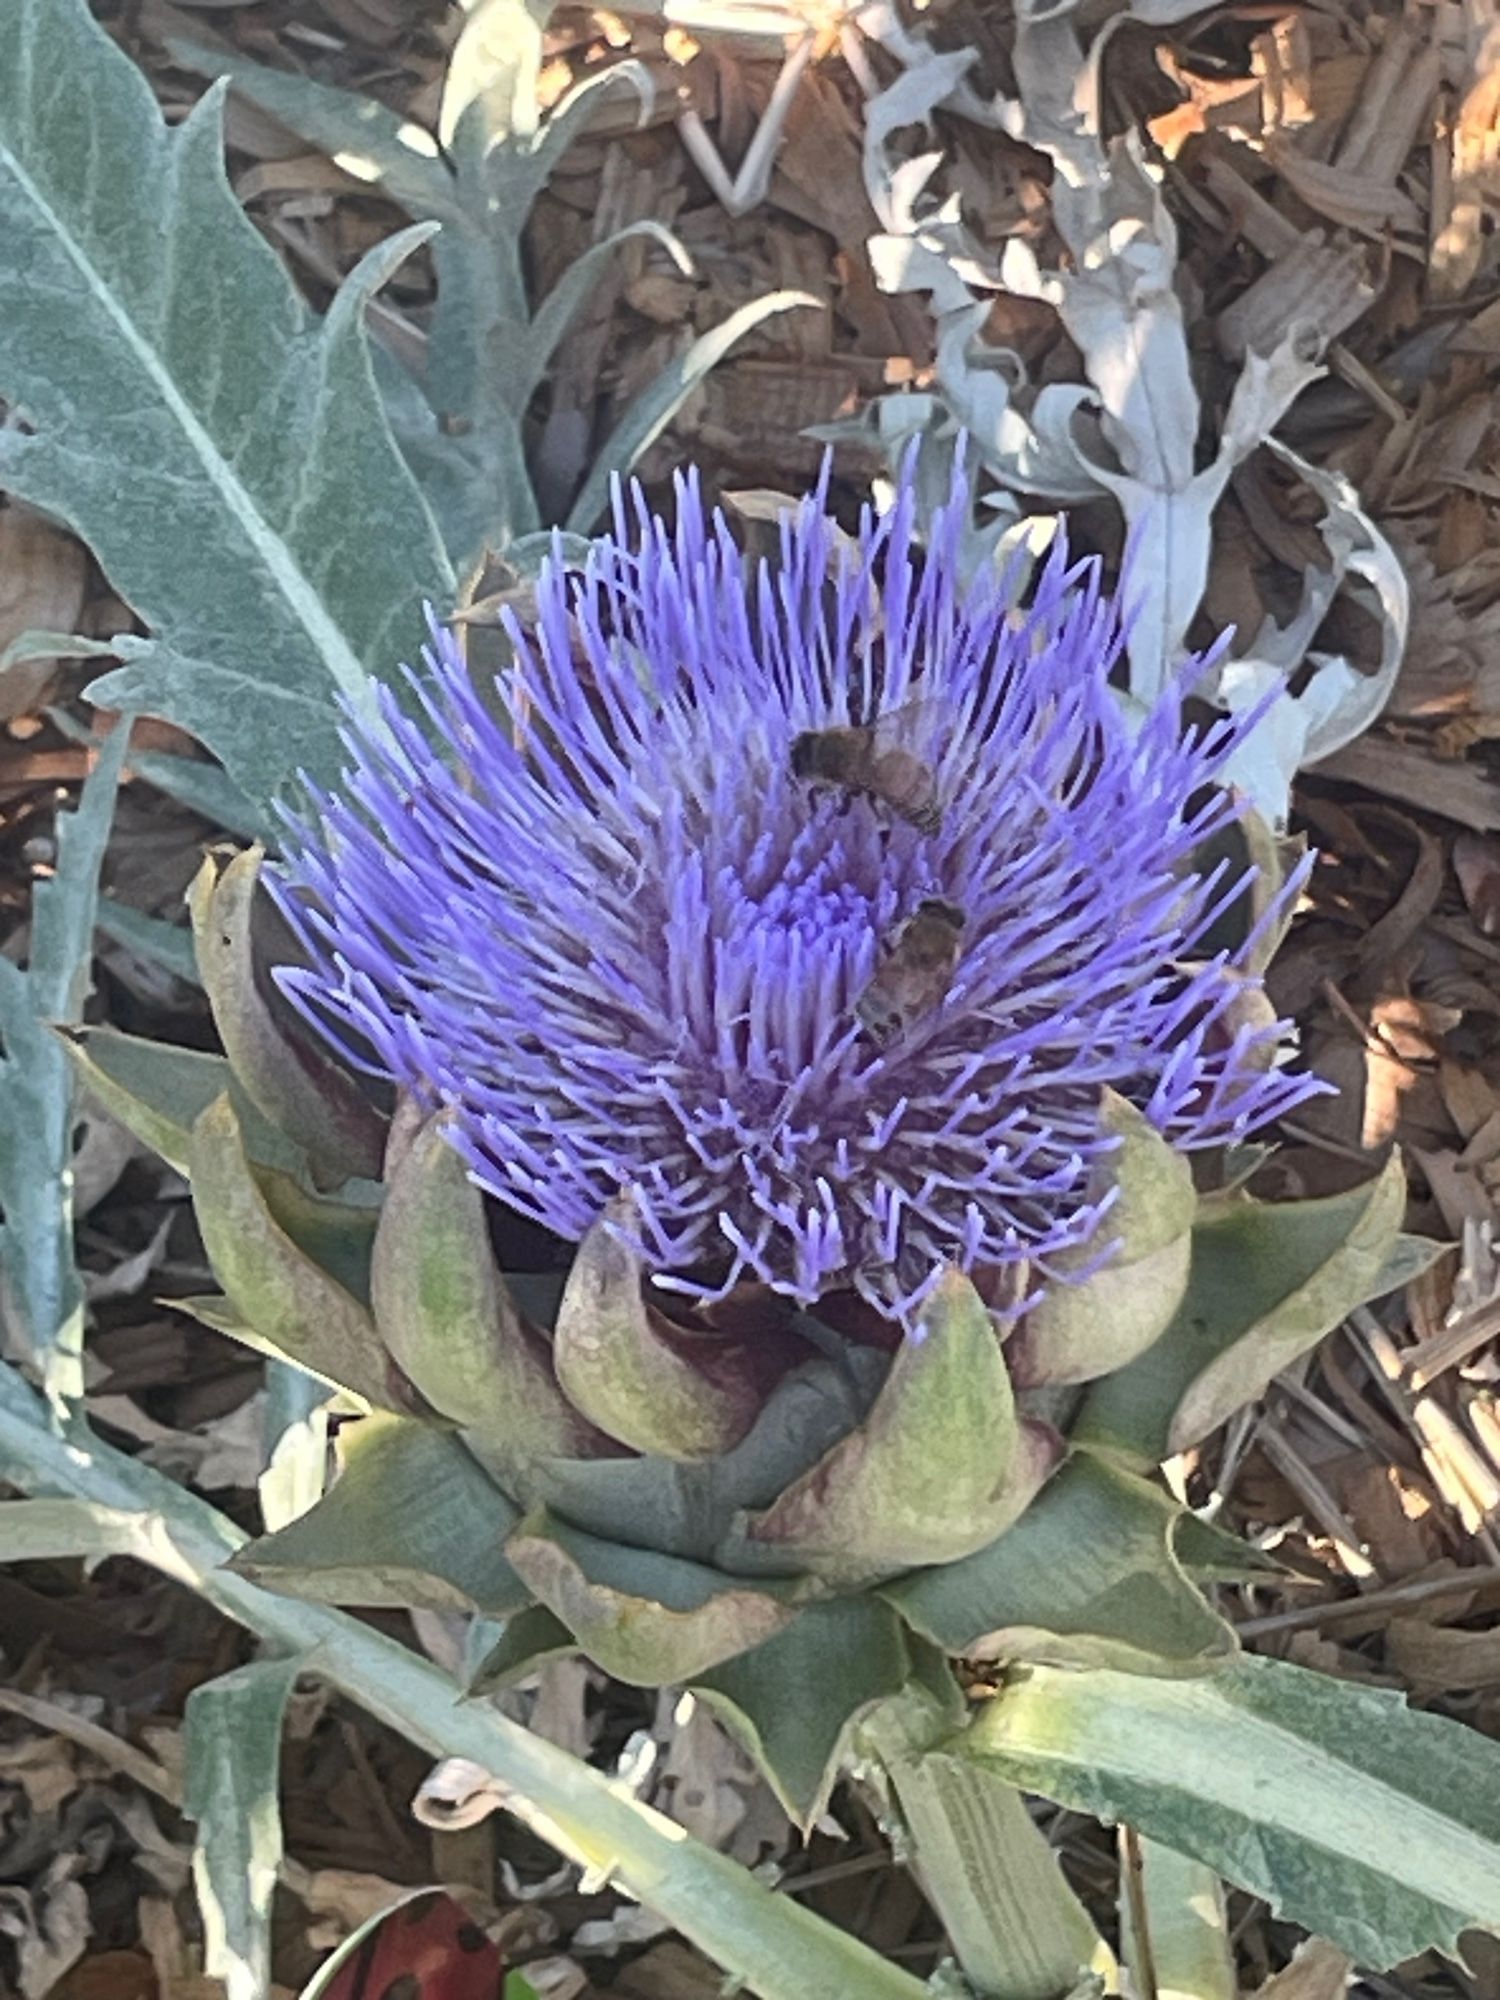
[869,695,947,757]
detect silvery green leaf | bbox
[862,49,975,232]
[882,1454,1235,1674]
[233,1413,529,1615]
[1076,1157,1408,1467]
[0,721,129,1403]
[184,1656,304,2000]
[259,1365,329,1534]
[962,1651,1500,1969]
[0,629,116,672]
[1210,440,1407,826]
[0,0,454,811]
[520,221,691,405]
[693,1598,915,1828]
[166,36,458,219]
[1273,443,1409,766]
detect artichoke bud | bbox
[553,1198,762,1460]
[1008,1091,1195,1389]
[370,1114,603,1464]
[189,847,387,1186]
[732,1268,1061,1588]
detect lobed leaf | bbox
[0,723,129,1403]
[0,0,454,810]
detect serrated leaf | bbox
[175,19,664,578]
[167,37,458,220]
[693,1597,914,1829]
[0,0,454,810]
[1075,1159,1407,1466]
[184,1655,304,2000]
[519,220,689,402]
[232,1411,530,1616]
[880,1454,1235,1674]
[959,1651,1500,1969]
[0,720,129,1403]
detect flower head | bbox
[276,463,1321,1322]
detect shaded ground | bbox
[6,2,1500,1994]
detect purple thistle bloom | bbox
[275,463,1323,1323]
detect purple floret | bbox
[274,460,1324,1322]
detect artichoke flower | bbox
[72,463,1415,1822]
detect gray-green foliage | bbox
[0,0,454,812]
[0,0,810,818]
[169,0,814,578]
[0,1361,932,2000]
[184,1656,305,2000]
[0,722,129,1406]
[964,1652,1500,1968]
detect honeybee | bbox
[857,899,966,1042]
[790,699,942,833]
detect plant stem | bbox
[0,1364,926,2000]
[859,1697,1112,2000]
[1120,1831,1235,2000]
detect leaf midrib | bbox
[1,104,371,713]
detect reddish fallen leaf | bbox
[316,1889,505,2000]
[43,1949,158,2000]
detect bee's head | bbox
[916,898,966,932]
[789,731,821,778]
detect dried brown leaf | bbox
[0,502,90,722]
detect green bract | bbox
[71,851,1419,1825]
